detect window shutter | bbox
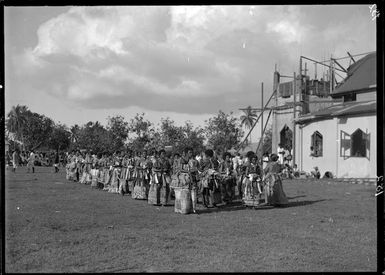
[340,130,351,159]
[365,131,370,161]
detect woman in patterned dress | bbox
[198,149,219,208]
[184,147,199,213]
[263,154,289,206]
[158,150,172,206]
[109,152,122,193]
[148,150,162,205]
[133,151,151,199]
[218,152,236,204]
[125,150,135,194]
[243,152,263,207]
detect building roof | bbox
[332,52,376,95]
[295,100,376,123]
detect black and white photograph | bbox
[3,4,382,272]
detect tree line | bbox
[5,104,272,156]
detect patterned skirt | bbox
[242,177,263,207]
[265,174,288,206]
[132,177,149,199]
[109,170,120,193]
[148,183,161,205]
[174,187,192,214]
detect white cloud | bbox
[9,5,376,119]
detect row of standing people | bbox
[65,148,289,214]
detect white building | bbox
[294,52,376,178]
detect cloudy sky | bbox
[4,5,376,140]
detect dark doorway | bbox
[280,125,293,150]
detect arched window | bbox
[351,129,366,157]
[280,125,292,151]
[310,131,323,157]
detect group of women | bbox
[65,148,289,214]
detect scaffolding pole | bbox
[293,71,296,166]
[238,88,277,151]
[255,109,273,156]
[261,82,264,157]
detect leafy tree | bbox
[240,105,257,144]
[205,110,244,154]
[180,121,205,154]
[6,105,29,149]
[22,112,54,150]
[76,121,111,153]
[106,115,129,152]
[70,124,80,143]
[127,113,153,152]
[159,117,184,147]
[48,123,71,152]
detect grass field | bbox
[5,166,377,272]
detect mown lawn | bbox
[5,166,377,272]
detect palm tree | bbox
[70,124,80,143]
[240,105,257,144]
[6,105,29,150]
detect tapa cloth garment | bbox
[264,174,288,206]
[132,174,149,199]
[242,175,264,207]
[219,175,235,202]
[90,169,101,188]
[160,184,170,206]
[170,172,191,188]
[148,181,161,205]
[132,184,148,200]
[108,168,120,193]
[174,187,192,214]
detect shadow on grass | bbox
[197,198,328,214]
[287,195,307,200]
[198,201,250,214]
[284,199,327,208]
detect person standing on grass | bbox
[199,149,219,208]
[263,153,288,207]
[53,151,60,173]
[12,149,20,172]
[181,147,199,213]
[27,150,37,173]
[237,154,247,200]
[243,153,263,206]
[219,152,235,204]
[158,149,172,206]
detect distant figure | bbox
[12,149,20,172]
[262,152,269,170]
[28,150,36,173]
[277,143,285,164]
[310,146,315,157]
[311,166,321,179]
[293,164,300,178]
[323,171,333,178]
[54,151,60,173]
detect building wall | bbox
[297,114,377,178]
[336,114,377,178]
[272,108,295,154]
[296,118,337,175]
[357,91,376,101]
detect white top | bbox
[277,146,285,164]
